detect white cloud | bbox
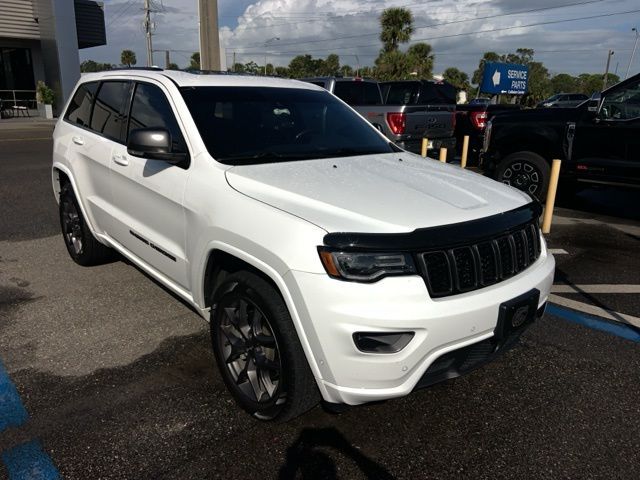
[82,0,640,77]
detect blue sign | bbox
[480,62,529,95]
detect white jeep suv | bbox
[52,69,555,421]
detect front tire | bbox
[495,151,550,199]
[59,183,112,266]
[210,271,319,422]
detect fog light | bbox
[353,332,415,353]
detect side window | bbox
[64,82,98,127]
[127,83,187,154]
[90,81,130,142]
[600,80,640,120]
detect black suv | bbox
[482,73,640,198]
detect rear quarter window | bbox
[333,81,381,106]
[64,82,98,127]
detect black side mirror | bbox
[127,128,187,163]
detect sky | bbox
[82,0,640,79]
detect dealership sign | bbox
[480,62,529,95]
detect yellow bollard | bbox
[541,159,562,234]
[439,147,447,163]
[421,138,428,158]
[460,135,469,169]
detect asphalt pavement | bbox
[0,123,638,479]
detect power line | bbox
[240,0,611,50]
[106,0,137,27]
[238,7,640,55]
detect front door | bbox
[571,78,640,185]
[109,81,191,289]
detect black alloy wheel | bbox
[210,272,319,422]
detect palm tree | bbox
[407,43,434,79]
[120,50,137,67]
[380,8,414,53]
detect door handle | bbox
[112,153,129,166]
[72,136,84,146]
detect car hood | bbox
[225,153,532,233]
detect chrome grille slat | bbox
[419,222,542,298]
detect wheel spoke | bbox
[246,358,266,402]
[254,350,280,372]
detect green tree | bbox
[120,49,136,67]
[167,62,179,70]
[274,66,289,77]
[443,67,470,91]
[576,73,620,95]
[189,52,200,70]
[380,7,413,53]
[407,43,434,79]
[340,65,354,77]
[374,50,410,81]
[522,61,550,106]
[550,73,577,94]
[80,60,113,72]
[288,55,316,77]
[243,61,260,74]
[321,54,340,76]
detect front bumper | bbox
[284,249,555,405]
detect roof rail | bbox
[108,66,164,72]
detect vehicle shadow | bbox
[555,185,640,221]
[278,427,394,480]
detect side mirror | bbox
[127,128,187,163]
[587,92,602,113]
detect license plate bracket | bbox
[495,289,540,340]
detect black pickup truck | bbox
[482,73,640,198]
[455,103,522,165]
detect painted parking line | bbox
[551,284,640,294]
[1,441,60,480]
[0,360,60,479]
[0,361,28,432]
[547,304,640,343]
[549,294,640,329]
[548,248,569,255]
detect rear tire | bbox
[59,183,112,266]
[494,151,550,200]
[210,271,319,422]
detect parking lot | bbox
[0,123,639,479]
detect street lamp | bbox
[625,27,639,79]
[263,37,280,75]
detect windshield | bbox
[180,86,395,164]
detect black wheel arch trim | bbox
[322,201,542,251]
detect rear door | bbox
[62,80,130,233]
[109,80,191,288]
[571,78,640,185]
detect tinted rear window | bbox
[90,81,130,142]
[333,81,381,106]
[64,82,98,127]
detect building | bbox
[0,0,106,115]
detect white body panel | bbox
[52,70,555,406]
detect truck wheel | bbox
[59,183,112,266]
[210,271,319,422]
[495,151,550,199]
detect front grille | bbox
[419,222,541,298]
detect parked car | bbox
[380,80,457,155]
[482,73,640,198]
[469,97,491,106]
[455,103,522,165]
[536,93,589,108]
[303,77,456,155]
[53,69,554,421]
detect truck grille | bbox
[419,223,541,298]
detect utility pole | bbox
[165,50,170,69]
[143,0,154,67]
[198,0,221,71]
[625,27,639,79]
[233,51,236,72]
[603,49,614,90]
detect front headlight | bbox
[318,248,416,282]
